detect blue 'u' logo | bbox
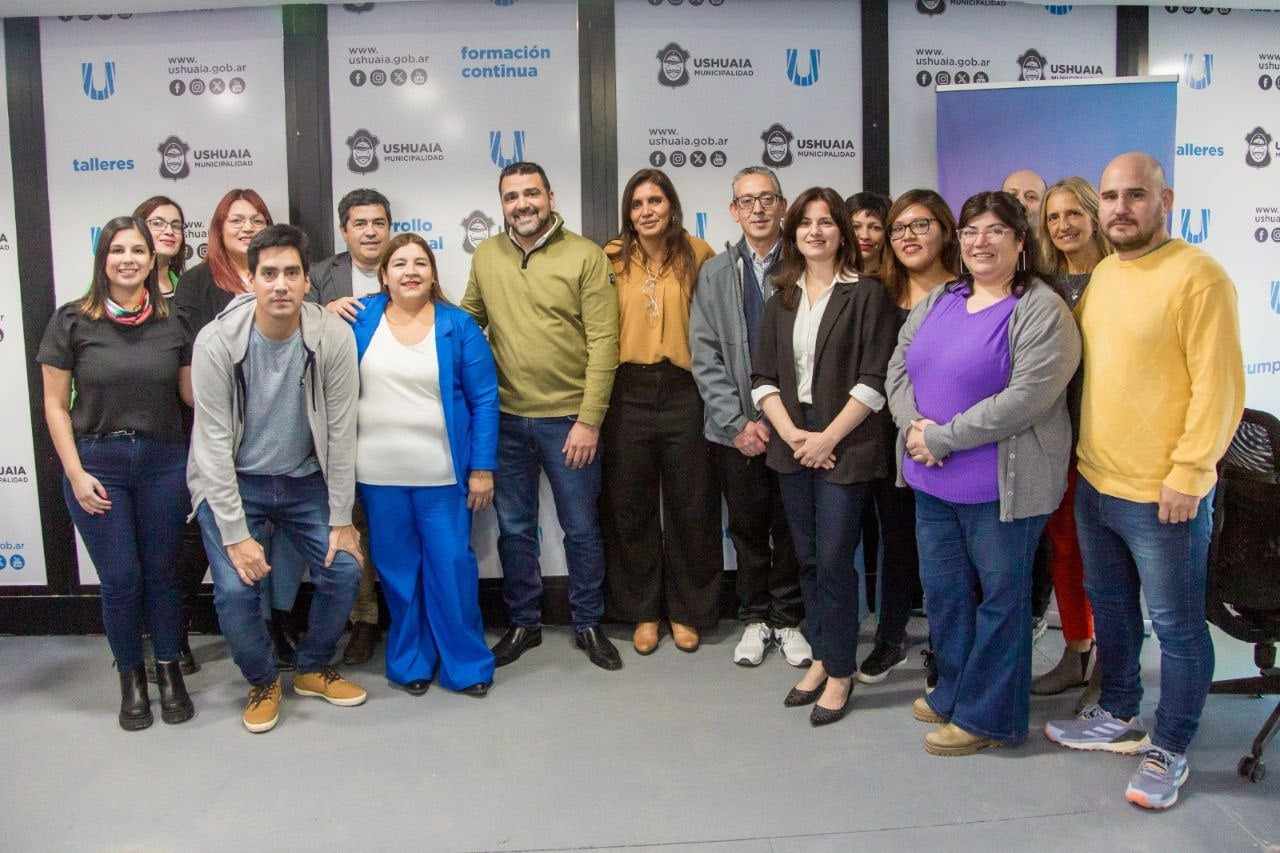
[489,130,526,168]
[694,212,709,240]
[1045,5,1073,15]
[785,49,820,87]
[1270,280,1280,314]
[82,61,116,100]
[1183,53,1213,90]
[1180,208,1210,244]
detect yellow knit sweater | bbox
[1076,239,1244,502]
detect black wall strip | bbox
[1117,5,1149,78]
[861,0,890,196]
[578,0,618,245]
[283,5,334,260]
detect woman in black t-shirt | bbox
[38,216,196,732]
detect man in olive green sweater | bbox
[461,161,622,671]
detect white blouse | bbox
[355,319,457,487]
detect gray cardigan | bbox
[690,241,762,447]
[886,279,1081,521]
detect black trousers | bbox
[714,442,802,627]
[1031,533,1054,620]
[175,518,208,631]
[601,362,723,629]
[865,477,922,647]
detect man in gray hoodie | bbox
[189,224,365,734]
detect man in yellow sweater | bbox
[1045,153,1244,811]
[461,161,623,672]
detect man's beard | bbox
[1106,216,1161,251]
[508,208,552,238]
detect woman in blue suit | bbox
[350,232,498,696]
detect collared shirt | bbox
[751,271,887,410]
[749,239,782,297]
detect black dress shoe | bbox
[784,678,828,707]
[459,681,491,698]
[343,622,379,666]
[575,626,622,671]
[404,679,430,696]
[809,690,853,727]
[155,660,195,724]
[118,664,153,731]
[491,626,542,668]
[268,610,297,672]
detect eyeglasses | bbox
[888,218,936,241]
[959,225,1012,243]
[733,192,781,211]
[227,216,268,230]
[146,217,183,233]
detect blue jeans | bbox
[360,483,494,690]
[494,413,605,630]
[1075,475,1215,754]
[63,433,188,670]
[196,472,360,686]
[915,492,1047,744]
[777,471,867,679]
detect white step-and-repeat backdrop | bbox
[889,1,1116,195]
[327,0,583,579]
[0,36,48,587]
[1150,6,1280,416]
[40,8,290,583]
[615,0,863,249]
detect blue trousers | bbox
[1076,475,1215,754]
[63,433,188,669]
[359,483,494,690]
[196,472,359,686]
[915,491,1047,744]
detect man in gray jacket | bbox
[190,224,365,734]
[690,166,810,668]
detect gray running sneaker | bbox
[1044,704,1150,754]
[1125,746,1189,810]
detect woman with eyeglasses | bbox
[134,196,186,298]
[171,189,301,667]
[853,190,962,686]
[887,191,1079,755]
[753,187,897,726]
[846,191,892,276]
[1029,177,1114,705]
[600,168,719,655]
[38,216,195,730]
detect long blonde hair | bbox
[1036,177,1113,277]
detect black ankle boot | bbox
[178,613,200,675]
[155,660,195,724]
[118,665,153,731]
[269,609,297,671]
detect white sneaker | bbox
[776,626,813,667]
[733,622,773,667]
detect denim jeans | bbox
[63,433,188,670]
[494,413,605,630]
[196,472,360,686]
[777,471,867,679]
[915,491,1047,744]
[1075,475,1215,754]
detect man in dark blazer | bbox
[307,187,393,663]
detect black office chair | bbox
[1207,408,1280,783]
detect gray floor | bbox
[2,621,1277,853]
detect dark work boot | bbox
[155,660,195,724]
[118,665,154,731]
[269,609,297,671]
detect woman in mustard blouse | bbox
[601,168,720,655]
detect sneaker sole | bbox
[243,712,279,733]
[857,656,910,684]
[924,737,1002,757]
[293,686,368,707]
[734,651,766,667]
[1044,726,1151,755]
[1125,767,1189,810]
[781,653,813,668]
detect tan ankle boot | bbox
[924,722,1002,756]
[913,696,946,724]
[670,621,700,652]
[633,622,659,655]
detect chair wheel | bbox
[1238,756,1266,783]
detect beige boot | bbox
[924,723,1002,756]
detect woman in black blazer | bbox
[751,186,897,726]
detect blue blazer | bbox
[351,293,499,483]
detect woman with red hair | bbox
[173,189,272,339]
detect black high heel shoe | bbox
[784,678,828,707]
[809,686,853,727]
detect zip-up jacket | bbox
[188,293,359,546]
[460,214,618,427]
[690,238,762,446]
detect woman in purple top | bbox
[887,191,1080,756]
